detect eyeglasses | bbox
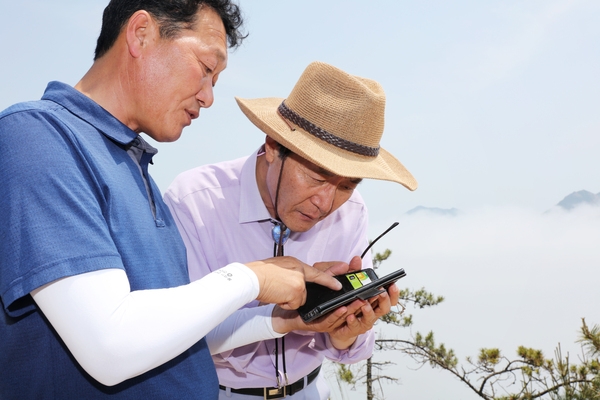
[360,222,399,259]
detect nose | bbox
[196,80,214,108]
[311,183,337,215]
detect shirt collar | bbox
[41,81,138,146]
[239,146,273,224]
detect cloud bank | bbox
[333,205,600,399]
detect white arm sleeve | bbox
[205,304,284,355]
[31,263,259,387]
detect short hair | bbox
[94,0,246,60]
[276,142,291,160]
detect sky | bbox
[1,1,599,398]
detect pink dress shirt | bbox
[164,148,375,389]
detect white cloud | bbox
[353,205,600,399]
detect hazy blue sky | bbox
[1,1,598,398]
[2,0,598,215]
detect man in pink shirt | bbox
[165,61,418,399]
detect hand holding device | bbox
[297,222,406,322]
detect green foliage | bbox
[337,364,355,384]
[517,346,545,368]
[379,310,412,328]
[478,348,502,369]
[372,249,391,270]
[579,318,600,358]
[391,319,600,400]
[398,287,445,309]
[382,286,444,329]
[413,331,458,369]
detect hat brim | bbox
[236,97,418,190]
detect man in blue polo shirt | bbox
[0,1,344,399]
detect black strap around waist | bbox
[218,365,321,399]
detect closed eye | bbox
[302,168,327,184]
[341,179,362,191]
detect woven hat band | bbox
[278,101,380,157]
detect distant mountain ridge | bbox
[405,206,461,216]
[405,190,599,216]
[555,190,600,210]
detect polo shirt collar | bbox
[239,147,273,224]
[42,81,138,146]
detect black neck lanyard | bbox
[271,151,290,388]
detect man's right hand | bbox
[245,256,343,310]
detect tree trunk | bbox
[366,356,373,400]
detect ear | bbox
[125,10,158,58]
[264,136,278,164]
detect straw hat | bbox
[235,61,417,190]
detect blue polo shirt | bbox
[0,82,218,399]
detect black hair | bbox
[94,0,246,60]
[276,142,292,159]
